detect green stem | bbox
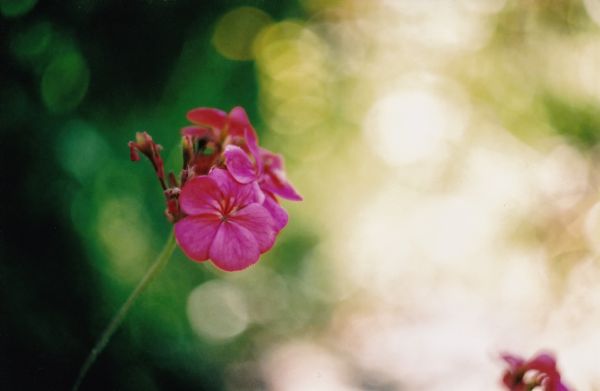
[72,230,177,391]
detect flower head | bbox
[174,169,277,271]
[500,352,570,391]
[129,105,301,271]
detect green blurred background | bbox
[1,1,317,390]
[5,0,600,390]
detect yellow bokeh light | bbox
[97,197,153,282]
[364,84,469,166]
[249,1,600,388]
[186,280,249,341]
[213,6,272,61]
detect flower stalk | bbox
[72,231,177,391]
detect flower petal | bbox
[261,168,303,201]
[209,168,262,206]
[187,108,228,130]
[260,148,283,170]
[224,145,257,184]
[231,203,277,252]
[228,106,251,137]
[557,381,570,391]
[501,353,525,368]
[175,215,221,262]
[181,125,214,139]
[262,193,288,232]
[245,127,262,173]
[179,175,222,215]
[527,353,558,373]
[260,149,302,201]
[209,221,260,271]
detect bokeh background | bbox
[4,0,600,389]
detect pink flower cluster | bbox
[500,352,570,391]
[129,106,301,271]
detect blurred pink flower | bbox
[500,352,570,391]
[174,169,277,271]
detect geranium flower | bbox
[174,168,278,271]
[130,105,301,267]
[500,352,570,391]
[79,105,302,391]
[186,106,301,200]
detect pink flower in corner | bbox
[174,168,278,271]
[500,352,570,391]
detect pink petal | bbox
[209,167,237,190]
[259,149,302,201]
[228,106,251,137]
[209,168,262,206]
[227,108,262,172]
[260,148,283,170]
[181,125,214,138]
[224,145,257,184]
[209,221,260,271]
[231,203,277,252]
[187,108,228,129]
[527,353,558,373]
[262,193,288,232]
[501,353,525,368]
[175,215,221,262]
[261,169,303,201]
[179,175,222,216]
[245,127,262,173]
[557,382,571,391]
[252,181,266,205]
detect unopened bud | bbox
[128,141,140,161]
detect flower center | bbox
[218,196,239,219]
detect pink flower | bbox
[186,106,262,178]
[500,352,570,391]
[224,145,302,199]
[130,105,301,270]
[186,106,301,202]
[174,168,278,271]
[186,106,298,231]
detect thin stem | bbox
[73,231,177,391]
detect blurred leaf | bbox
[544,94,600,148]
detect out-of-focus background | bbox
[3,0,600,389]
